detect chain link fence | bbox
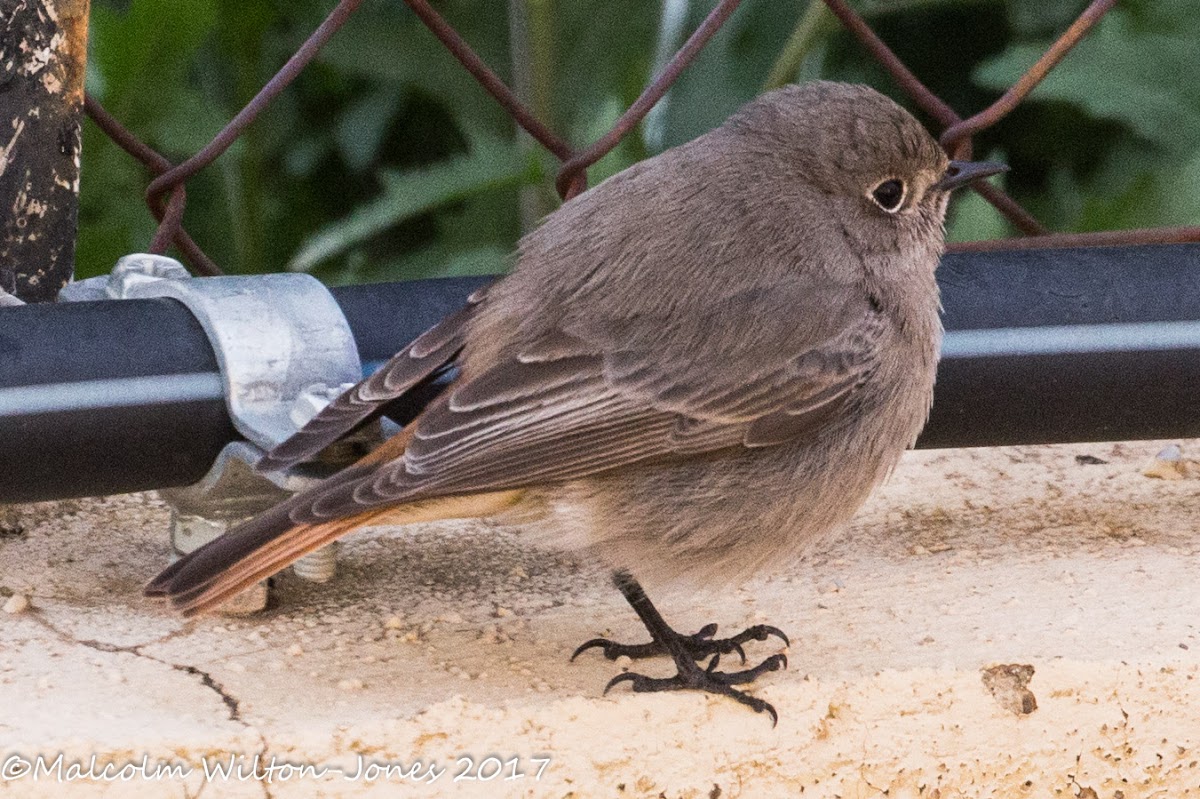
[76,0,1200,277]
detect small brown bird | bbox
[147,81,1004,723]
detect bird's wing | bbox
[146,278,886,613]
[291,278,888,522]
[254,288,487,473]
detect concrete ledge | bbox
[2,442,1199,797]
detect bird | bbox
[146,81,1006,724]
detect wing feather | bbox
[261,279,886,524]
[255,298,481,472]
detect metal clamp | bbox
[62,255,366,607]
[103,254,361,450]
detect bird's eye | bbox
[870,179,906,213]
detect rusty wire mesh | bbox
[83,0,1200,277]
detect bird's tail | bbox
[144,481,522,617]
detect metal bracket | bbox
[105,254,361,450]
[63,254,367,609]
[158,442,298,614]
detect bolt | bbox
[293,543,339,583]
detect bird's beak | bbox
[932,160,1009,192]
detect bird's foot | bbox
[572,622,789,665]
[581,571,791,724]
[604,652,789,726]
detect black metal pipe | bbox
[0,298,234,501]
[1,244,1198,503]
[332,278,490,364]
[0,278,491,503]
[923,241,1200,447]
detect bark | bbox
[0,0,90,303]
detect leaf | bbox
[550,0,658,137]
[1074,146,1200,231]
[316,3,513,138]
[335,89,404,172]
[656,1,799,149]
[288,134,539,272]
[88,0,219,105]
[370,243,510,282]
[571,95,641,187]
[1001,0,1091,38]
[152,86,237,155]
[973,9,1200,154]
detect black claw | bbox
[731,624,790,649]
[603,672,637,695]
[765,625,790,648]
[705,653,788,686]
[571,636,664,661]
[570,638,610,662]
[706,681,779,725]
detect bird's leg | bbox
[572,571,790,664]
[573,570,789,724]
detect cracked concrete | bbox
[14,614,236,717]
[2,442,1200,798]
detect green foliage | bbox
[79,0,1198,281]
[972,0,1200,234]
[289,132,540,275]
